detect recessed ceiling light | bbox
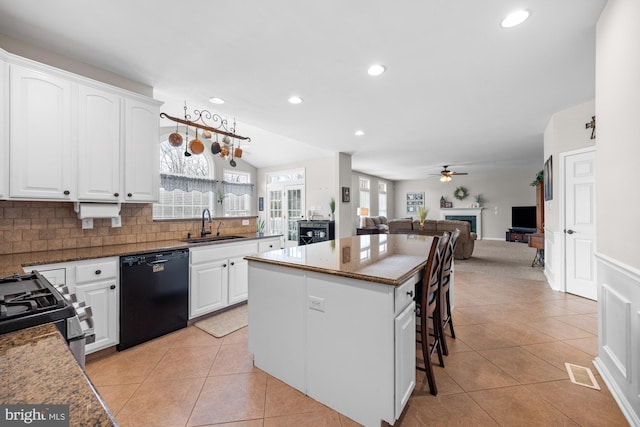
[288,96,303,104]
[501,10,530,28]
[209,97,225,104]
[367,64,386,76]
[355,130,365,136]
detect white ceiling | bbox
[0,0,606,180]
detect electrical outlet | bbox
[81,218,93,229]
[111,216,122,228]
[242,219,249,225]
[308,296,325,312]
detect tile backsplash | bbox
[0,201,255,255]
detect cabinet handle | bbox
[223,264,227,267]
[63,190,70,195]
[114,192,119,197]
[230,262,235,266]
[127,193,133,198]
[269,245,273,248]
[95,269,102,275]
[406,290,414,298]
[110,284,116,290]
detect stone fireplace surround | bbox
[440,207,484,239]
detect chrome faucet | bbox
[201,209,212,237]
[216,221,223,236]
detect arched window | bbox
[152,137,215,219]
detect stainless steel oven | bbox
[0,271,95,368]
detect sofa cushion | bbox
[371,217,381,226]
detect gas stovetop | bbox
[0,272,76,335]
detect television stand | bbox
[506,228,535,243]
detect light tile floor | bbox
[86,270,628,426]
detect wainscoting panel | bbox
[600,284,630,379]
[594,253,640,427]
[544,229,561,292]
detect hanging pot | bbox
[184,127,191,157]
[211,133,221,154]
[219,145,230,158]
[188,129,204,154]
[233,147,243,158]
[169,122,183,147]
[222,135,231,145]
[203,130,212,139]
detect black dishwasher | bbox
[118,249,189,351]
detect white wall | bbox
[393,169,538,240]
[593,1,640,425]
[0,33,152,96]
[543,100,595,232]
[350,170,396,231]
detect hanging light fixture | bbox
[160,102,251,167]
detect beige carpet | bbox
[194,304,248,338]
[454,239,545,281]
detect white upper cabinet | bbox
[124,98,159,202]
[9,64,75,200]
[77,85,122,201]
[0,53,7,199]
[3,48,161,203]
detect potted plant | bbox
[329,197,336,220]
[417,207,428,231]
[256,218,265,236]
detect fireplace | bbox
[441,208,484,239]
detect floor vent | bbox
[565,363,600,390]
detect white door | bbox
[564,148,597,300]
[267,184,305,247]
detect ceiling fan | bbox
[430,165,469,182]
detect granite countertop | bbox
[245,234,435,286]
[0,233,282,277]
[0,323,117,426]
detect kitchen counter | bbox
[0,323,117,426]
[0,233,281,277]
[246,234,433,286]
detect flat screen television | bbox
[511,206,536,231]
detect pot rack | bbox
[159,105,251,142]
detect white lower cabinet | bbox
[24,257,119,354]
[189,237,281,319]
[190,258,229,318]
[75,280,118,353]
[228,255,249,305]
[395,301,416,417]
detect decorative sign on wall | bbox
[406,192,425,213]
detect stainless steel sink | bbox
[180,235,245,243]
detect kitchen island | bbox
[246,234,436,427]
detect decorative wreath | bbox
[454,186,469,201]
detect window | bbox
[378,181,388,217]
[153,138,215,219]
[359,177,370,211]
[223,170,252,217]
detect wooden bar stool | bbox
[439,228,460,355]
[415,234,447,395]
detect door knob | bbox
[566,229,575,234]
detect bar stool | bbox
[415,234,447,395]
[439,228,460,355]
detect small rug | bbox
[194,304,248,338]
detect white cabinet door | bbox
[77,85,121,201]
[76,280,119,353]
[394,301,416,418]
[123,98,159,202]
[0,54,7,199]
[190,259,229,318]
[9,64,74,199]
[228,256,249,305]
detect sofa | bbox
[388,218,477,259]
[361,215,389,233]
